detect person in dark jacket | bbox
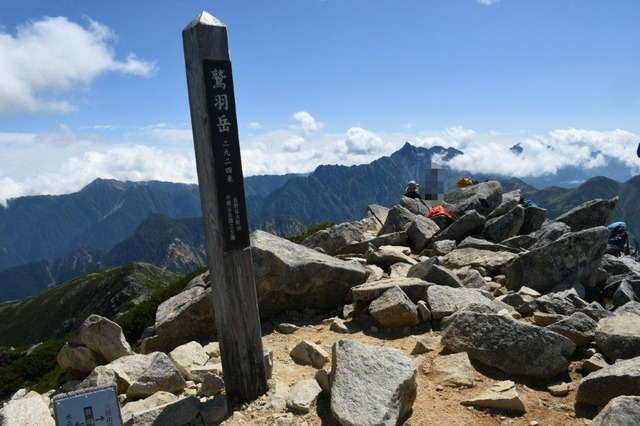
[404,180,422,199]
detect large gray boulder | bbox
[504,226,609,292]
[457,236,522,254]
[301,220,370,255]
[519,289,581,316]
[546,312,598,346]
[427,286,507,319]
[368,286,419,327]
[406,215,440,252]
[0,391,54,426]
[57,343,103,376]
[331,340,417,426]
[125,396,202,426]
[350,278,432,304]
[432,210,486,244]
[486,191,519,220]
[528,221,572,250]
[575,356,640,406]
[408,263,463,288]
[443,180,503,217]
[592,396,640,426]
[168,341,210,381]
[377,205,416,236]
[363,204,389,231]
[595,315,640,361]
[519,206,547,235]
[336,232,408,256]
[92,352,188,399]
[252,230,369,317]
[442,247,519,275]
[68,314,132,363]
[399,196,430,216]
[441,307,576,378]
[121,391,179,425]
[554,197,618,232]
[141,277,214,354]
[365,246,417,268]
[482,205,525,243]
[613,279,640,308]
[615,301,640,317]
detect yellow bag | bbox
[457,177,478,188]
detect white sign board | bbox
[53,385,122,426]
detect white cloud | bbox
[2,118,639,206]
[0,16,157,114]
[337,127,384,155]
[248,122,264,129]
[477,0,500,5]
[445,128,640,176]
[292,111,323,133]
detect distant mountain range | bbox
[0,142,638,303]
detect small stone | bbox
[330,318,349,334]
[547,382,573,397]
[276,323,300,334]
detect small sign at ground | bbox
[52,385,122,426]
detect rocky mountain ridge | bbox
[1,143,639,303]
[3,180,640,425]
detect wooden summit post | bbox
[182,11,268,401]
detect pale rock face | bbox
[68,314,132,363]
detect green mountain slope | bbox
[0,263,180,347]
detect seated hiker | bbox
[605,221,629,257]
[404,180,422,199]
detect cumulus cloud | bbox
[292,111,323,133]
[0,123,198,206]
[0,16,157,114]
[446,128,640,176]
[2,117,639,205]
[337,127,384,155]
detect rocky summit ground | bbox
[224,309,592,426]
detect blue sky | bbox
[1,0,639,203]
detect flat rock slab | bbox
[430,352,475,387]
[592,396,640,426]
[427,286,507,319]
[442,310,575,378]
[461,381,526,414]
[350,278,431,304]
[595,315,640,361]
[369,286,419,328]
[330,339,417,426]
[287,379,323,414]
[443,248,518,274]
[575,356,640,407]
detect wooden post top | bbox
[183,11,231,62]
[184,11,227,30]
